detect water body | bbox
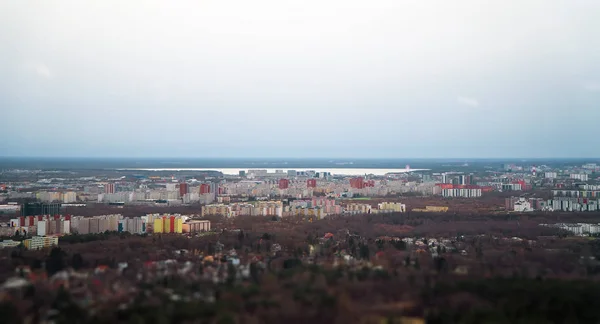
[117,168,429,176]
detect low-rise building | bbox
[23,236,58,250]
[0,240,21,249]
[185,220,211,233]
[378,202,406,213]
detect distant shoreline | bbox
[115,168,430,176]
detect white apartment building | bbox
[513,198,533,212]
[62,191,77,203]
[570,174,589,182]
[442,188,482,198]
[0,240,21,248]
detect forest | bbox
[1,212,600,323]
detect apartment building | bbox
[0,240,21,248]
[286,206,326,220]
[36,219,70,236]
[71,214,121,234]
[345,203,372,214]
[117,217,146,234]
[24,236,58,250]
[552,190,600,198]
[442,188,482,198]
[153,216,184,234]
[378,202,406,213]
[186,220,211,233]
[570,174,589,182]
[202,204,232,217]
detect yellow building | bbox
[412,206,449,213]
[174,218,183,233]
[378,202,407,213]
[163,217,171,233]
[23,236,58,250]
[153,218,164,233]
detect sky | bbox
[1,0,599,158]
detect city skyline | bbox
[2,1,600,158]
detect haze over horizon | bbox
[2,1,599,159]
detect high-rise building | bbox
[279,179,290,190]
[179,183,189,197]
[61,191,77,203]
[104,183,116,194]
[200,183,211,195]
[441,173,448,184]
[349,177,366,189]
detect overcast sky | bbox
[1,0,599,158]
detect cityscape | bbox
[3,0,600,323]
[2,158,600,322]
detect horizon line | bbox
[1,156,599,160]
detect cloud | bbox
[583,82,600,92]
[457,96,480,108]
[24,62,52,79]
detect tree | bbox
[434,257,448,273]
[46,247,66,275]
[226,263,236,286]
[72,253,84,270]
[283,258,302,269]
[359,243,370,260]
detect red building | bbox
[200,184,211,195]
[179,183,189,197]
[104,183,115,194]
[349,177,366,189]
[307,179,317,188]
[436,183,454,190]
[169,216,175,233]
[279,179,290,190]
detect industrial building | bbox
[20,202,61,217]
